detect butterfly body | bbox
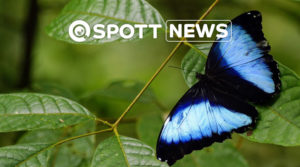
[157,11,281,166]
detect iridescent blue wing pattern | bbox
[206,11,281,103]
[156,81,257,165]
[156,11,281,166]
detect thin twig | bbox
[113,128,130,167]
[95,118,113,127]
[97,117,138,124]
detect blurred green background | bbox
[0,0,299,166]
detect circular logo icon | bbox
[68,20,90,42]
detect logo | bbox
[68,20,231,43]
[68,20,91,42]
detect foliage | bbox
[0,93,95,132]
[91,135,168,167]
[0,0,299,167]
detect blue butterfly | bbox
[156,11,281,166]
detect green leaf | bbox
[82,80,155,103]
[18,120,96,167]
[18,129,63,144]
[244,64,300,146]
[50,121,96,167]
[91,135,168,167]
[137,113,164,148]
[173,142,249,167]
[181,44,209,87]
[46,0,165,44]
[0,93,95,132]
[31,82,77,101]
[0,143,52,167]
[80,80,160,119]
[181,44,300,146]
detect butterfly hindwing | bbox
[156,80,258,165]
[206,11,281,103]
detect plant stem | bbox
[96,117,113,127]
[52,128,112,146]
[98,117,138,124]
[114,128,130,167]
[113,0,219,127]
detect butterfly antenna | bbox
[168,66,199,73]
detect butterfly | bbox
[156,11,281,166]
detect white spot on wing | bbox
[164,117,170,126]
[257,40,269,47]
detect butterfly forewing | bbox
[206,10,281,103]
